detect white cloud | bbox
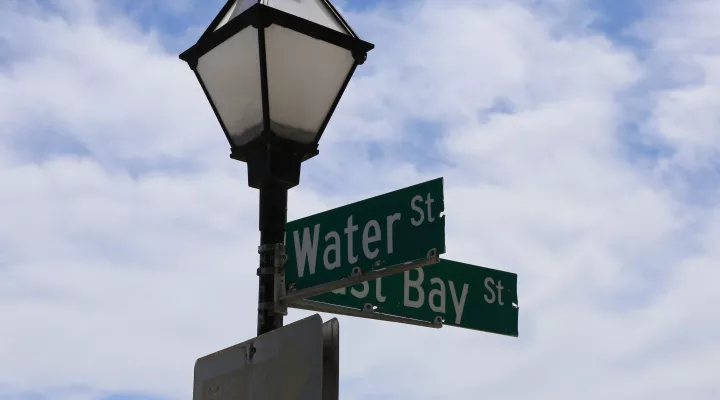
[633,0,720,172]
[0,0,223,169]
[0,0,718,399]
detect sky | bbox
[0,0,719,399]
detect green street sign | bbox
[308,259,519,337]
[284,178,445,297]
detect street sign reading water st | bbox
[283,178,445,301]
[305,259,519,337]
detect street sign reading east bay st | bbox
[284,178,445,298]
[307,259,519,336]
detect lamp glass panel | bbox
[264,25,355,143]
[265,0,349,34]
[214,0,258,31]
[197,27,264,146]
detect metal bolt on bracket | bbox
[246,343,257,361]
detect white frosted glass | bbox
[265,0,349,34]
[214,1,238,31]
[197,27,264,145]
[214,0,349,34]
[214,1,258,31]
[264,25,355,143]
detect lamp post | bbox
[179,0,374,335]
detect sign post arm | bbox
[289,299,443,329]
[281,249,440,303]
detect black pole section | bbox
[257,182,288,336]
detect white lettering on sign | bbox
[351,281,369,298]
[386,213,401,254]
[497,280,504,306]
[344,216,359,264]
[292,190,440,276]
[402,268,470,324]
[294,224,320,278]
[429,277,446,313]
[410,195,424,226]
[425,193,435,223]
[331,278,387,303]
[484,277,504,305]
[362,220,381,259]
[404,268,425,308]
[329,272,473,325]
[323,231,341,270]
[449,281,469,324]
[376,278,387,302]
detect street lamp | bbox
[179,0,374,335]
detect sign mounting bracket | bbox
[280,249,439,303]
[288,299,443,329]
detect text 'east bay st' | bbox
[310,259,520,336]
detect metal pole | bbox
[257,182,287,335]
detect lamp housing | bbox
[180,0,374,188]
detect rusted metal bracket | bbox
[280,248,440,304]
[288,299,443,329]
